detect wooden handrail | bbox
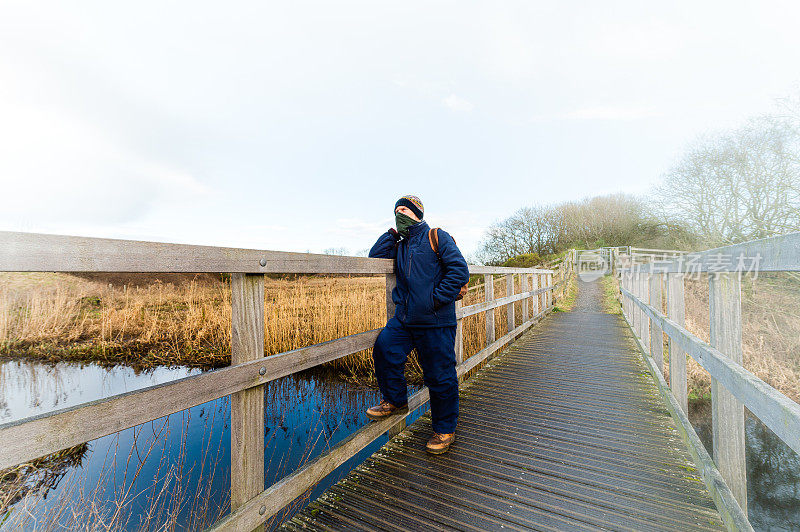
[458,286,552,318]
[630,232,800,274]
[0,231,393,274]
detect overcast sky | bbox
[2,1,799,260]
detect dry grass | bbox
[553,273,578,311]
[682,272,800,404]
[0,273,542,384]
[599,275,620,314]
[601,271,799,403]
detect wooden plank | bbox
[641,274,651,360]
[230,273,266,530]
[630,247,687,254]
[0,328,381,470]
[666,273,688,414]
[385,273,396,320]
[484,274,495,345]
[620,285,800,456]
[630,231,800,273]
[633,273,640,335]
[649,274,663,375]
[506,274,515,334]
[0,230,394,274]
[621,307,752,532]
[0,230,552,275]
[623,273,631,322]
[458,287,550,318]
[546,273,552,308]
[521,274,529,323]
[709,272,747,513]
[208,387,431,532]
[468,265,554,275]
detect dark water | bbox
[689,401,800,531]
[0,358,421,530]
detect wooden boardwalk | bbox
[282,279,725,531]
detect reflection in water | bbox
[0,359,203,422]
[0,443,88,511]
[0,359,419,531]
[689,400,800,531]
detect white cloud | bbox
[442,94,474,112]
[0,89,211,230]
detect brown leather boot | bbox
[366,400,408,420]
[426,432,455,454]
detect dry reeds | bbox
[0,273,543,384]
[682,272,800,404]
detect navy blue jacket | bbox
[369,220,470,328]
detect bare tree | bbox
[322,247,350,256]
[655,115,800,245]
[477,193,660,264]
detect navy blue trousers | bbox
[372,316,459,434]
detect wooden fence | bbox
[617,232,800,530]
[0,230,571,532]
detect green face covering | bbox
[395,212,419,238]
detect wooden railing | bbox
[617,232,800,531]
[0,231,560,532]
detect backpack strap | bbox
[428,227,457,256]
[428,228,440,254]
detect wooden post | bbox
[521,274,529,323]
[542,273,548,310]
[484,274,495,345]
[506,274,515,335]
[385,273,405,436]
[628,272,634,322]
[666,273,688,414]
[709,272,747,512]
[546,273,552,309]
[622,271,628,320]
[611,248,617,276]
[230,273,266,531]
[627,272,633,321]
[620,272,625,318]
[640,273,650,354]
[648,273,662,371]
[385,273,396,320]
[533,274,540,317]
[632,270,640,338]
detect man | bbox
[366,195,470,455]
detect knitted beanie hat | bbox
[394,195,424,220]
